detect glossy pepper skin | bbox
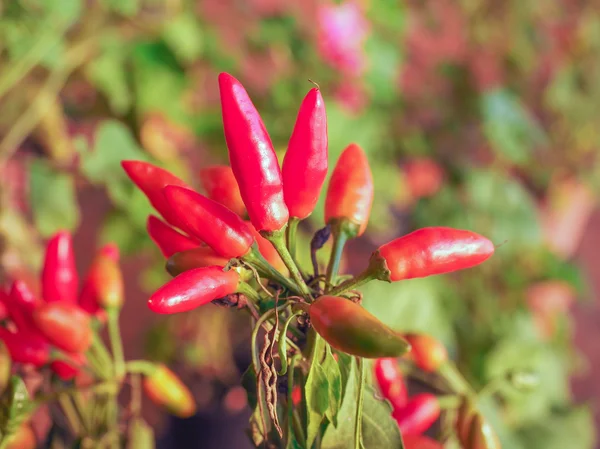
[372,227,494,282]
[121,160,190,231]
[166,247,230,277]
[33,302,92,353]
[6,280,41,335]
[0,328,49,367]
[456,398,501,449]
[324,143,374,236]
[403,333,448,372]
[42,231,78,303]
[374,358,408,409]
[200,165,246,218]
[308,296,410,358]
[392,393,440,436]
[147,215,200,258]
[143,364,197,417]
[282,87,328,219]
[148,266,240,314]
[163,186,254,259]
[218,73,289,232]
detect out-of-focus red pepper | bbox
[247,222,286,272]
[0,328,49,367]
[143,364,197,417]
[33,302,92,353]
[6,281,42,337]
[51,353,86,380]
[374,358,408,409]
[5,422,36,449]
[163,186,254,259]
[392,393,440,436]
[403,333,448,372]
[148,266,241,314]
[282,87,328,220]
[79,243,122,316]
[403,435,444,449]
[42,231,78,303]
[0,289,8,320]
[147,215,200,258]
[307,296,410,358]
[324,143,373,237]
[166,247,230,277]
[121,160,191,231]
[200,165,246,218]
[218,73,289,232]
[371,227,494,282]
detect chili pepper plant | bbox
[118,73,527,449]
[0,231,196,448]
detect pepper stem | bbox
[325,228,349,287]
[243,246,300,294]
[354,357,365,449]
[286,217,300,259]
[263,227,312,299]
[327,269,375,296]
[237,281,261,303]
[107,308,125,381]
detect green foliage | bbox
[29,158,80,237]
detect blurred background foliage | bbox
[0,0,598,447]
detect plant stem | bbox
[354,358,365,449]
[327,270,376,296]
[34,381,118,405]
[250,303,289,374]
[264,227,312,298]
[90,334,113,380]
[438,362,477,398]
[286,217,300,259]
[125,360,157,375]
[58,394,82,436]
[237,282,262,303]
[326,229,348,287]
[107,308,125,381]
[436,395,461,409]
[244,246,300,294]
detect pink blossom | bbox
[317,1,369,76]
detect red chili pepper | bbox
[403,333,448,372]
[121,160,191,231]
[79,243,122,315]
[148,266,240,314]
[42,231,78,303]
[392,393,440,436]
[51,353,86,380]
[374,358,408,409]
[247,222,286,272]
[163,186,254,259]
[282,87,328,220]
[143,364,197,417]
[200,165,246,218]
[403,435,444,449]
[307,296,410,358]
[166,247,230,277]
[0,289,8,321]
[6,280,41,335]
[0,328,49,367]
[33,302,92,353]
[371,227,494,282]
[147,215,200,258]
[218,73,288,232]
[4,422,36,449]
[291,385,302,406]
[91,254,124,310]
[324,143,373,237]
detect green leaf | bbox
[80,120,147,183]
[361,386,404,449]
[127,417,155,449]
[162,15,204,64]
[100,0,140,16]
[29,158,80,237]
[278,312,302,375]
[481,89,548,165]
[322,346,342,428]
[321,359,357,449]
[241,366,258,410]
[305,337,329,448]
[0,376,31,434]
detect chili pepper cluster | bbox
[0,231,196,448]
[122,72,498,447]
